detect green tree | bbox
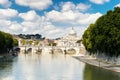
[0,31,5,50]
[13,38,18,46]
[0,30,18,53]
[82,7,120,57]
[21,39,26,45]
[28,40,33,45]
[34,41,39,45]
[4,33,14,49]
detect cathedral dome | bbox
[69,27,77,36]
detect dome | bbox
[69,27,76,36]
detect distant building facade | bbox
[56,27,81,47]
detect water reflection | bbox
[0,52,119,80]
[0,52,85,80]
[84,64,120,80]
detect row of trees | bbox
[20,39,39,46]
[18,34,43,39]
[0,31,18,53]
[82,7,120,57]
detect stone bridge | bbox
[19,45,81,55]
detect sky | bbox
[0,0,120,39]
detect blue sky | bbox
[0,0,120,38]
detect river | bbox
[0,52,120,80]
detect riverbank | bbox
[72,54,120,73]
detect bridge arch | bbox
[67,48,76,54]
[53,48,63,54]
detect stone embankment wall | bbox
[80,46,120,65]
[79,47,86,55]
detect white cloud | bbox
[0,19,23,34]
[90,0,110,4]
[61,2,75,11]
[15,0,53,10]
[61,2,91,12]
[19,10,39,21]
[46,10,102,26]
[76,3,91,12]
[115,3,120,7]
[46,10,77,23]
[9,22,23,33]
[41,24,64,38]
[45,2,102,38]
[0,2,102,39]
[46,2,98,26]
[0,0,11,8]
[0,19,11,26]
[17,10,66,38]
[77,12,102,25]
[0,8,18,19]
[46,11,102,38]
[15,2,102,38]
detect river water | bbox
[0,52,120,80]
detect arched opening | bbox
[53,49,63,54]
[67,48,76,55]
[25,48,32,53]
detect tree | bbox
[82,7,120,57]
[21,39,26,45]
[35,34,42,39]
[76,40,82,43]
[13,38,18,46]
[34,41,39,46]
[0,31,5,50]
[0,30,18,53]
[4,33,14,49]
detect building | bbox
[56,27,81,47]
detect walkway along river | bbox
[0,51,120,80]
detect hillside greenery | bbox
[82,7,120,57]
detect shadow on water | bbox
[84,64,120,80]
[0,57,17,80]
[0,61,13,70]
